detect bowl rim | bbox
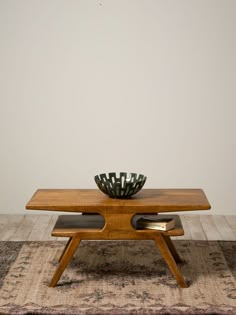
[94,172,147,179]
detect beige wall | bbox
[0,0,235,214]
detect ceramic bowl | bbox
[94,172,147,199]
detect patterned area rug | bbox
[0,240,235,315]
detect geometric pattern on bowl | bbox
[94,172,147,199]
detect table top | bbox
[26,189,211,214]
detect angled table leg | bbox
[58,237,72,262]
[162,234,183,263]
[154,233,188,288]
[49,235,81,287]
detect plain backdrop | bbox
[0,0,235,214]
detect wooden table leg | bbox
[58,237,72,262]
[154,233,188,288]
[162,235,183,263]
[49,235,81,287]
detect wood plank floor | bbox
[0,215,235,241]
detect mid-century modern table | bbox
[26,189,211,288]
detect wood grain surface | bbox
[26,189,211,213]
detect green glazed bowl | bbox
[94,172,147,199]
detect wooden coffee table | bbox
[26,189,211,288]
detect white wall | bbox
[0,0,235,215]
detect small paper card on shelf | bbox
[136,215,175,231]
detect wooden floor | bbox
[0,215,236,242]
